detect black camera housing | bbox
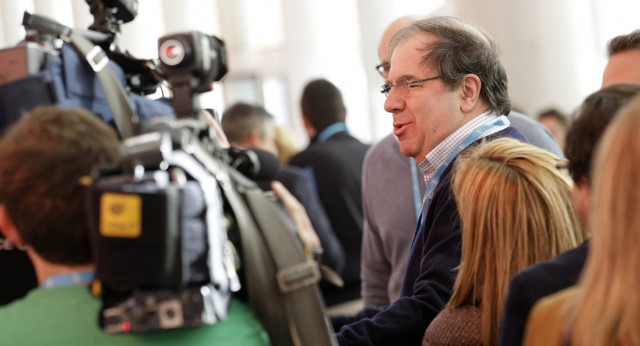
[159,32,228,118]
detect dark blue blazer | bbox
[289,131,370,305]
[276,165,345,275]
[499,240,589,346]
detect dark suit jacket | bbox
[499,241,589,346]
[275,165,345,275]
[289,131,370,305]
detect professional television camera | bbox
[0,1,336,345]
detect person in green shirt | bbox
[0,106,269,346]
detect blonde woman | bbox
[524,94,640,346]
[423,138,586,346]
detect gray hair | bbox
[221,102,274,143]
[389,16,511,115]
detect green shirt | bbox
[0,285,269,346]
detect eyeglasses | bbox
[375,63,389,77]
[380,76,441,97]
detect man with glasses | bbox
[361,15,563,310]
[332,16,528,345]
[360,15,426,308]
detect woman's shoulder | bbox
[423,305,482,346]
[523,286,578,346]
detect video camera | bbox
[0,1,336,345]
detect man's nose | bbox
[384,88,403,114]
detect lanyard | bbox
[42,270,94,288]
[409,158,422,220]
[415,115,510,234]
[316,122,349,143]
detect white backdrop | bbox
[0,0,638,146]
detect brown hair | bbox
[0,107,120,265]
[565,84,640,184]
[607,29,640,57]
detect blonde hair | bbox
[274,125,301,165]
[448,138,585,346]
[569,95,640,346]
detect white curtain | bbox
[1,0,638,143]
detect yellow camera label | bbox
[100,193,142,238]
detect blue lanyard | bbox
[416,115,510,231]
[42,270,94,288]
[409,158,422,220]
[316,122,349,143]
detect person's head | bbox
[0,107,120,266]
[602,29,640,87]
[448,138,584,346]
[569,94,640,345]
[565,84,640,227]
[383,16,511,161]
[221,102,278,155]
[537,108,568,150]
[377,15,421,79]
[300,79,347,138]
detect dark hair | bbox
[607,29,640,57]
[390,16,511,115]
[300,79,346,133]
[221,102,274,143]
[565,84,640,183]
[538,108,569,128]
[0,107,120,265]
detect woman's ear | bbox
[0,204,25,247]
[460,74,482,113]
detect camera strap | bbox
[65,31,139,139]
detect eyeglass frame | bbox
[380,76,441,97]
[375,63,389,78]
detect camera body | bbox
[87,122,241,332]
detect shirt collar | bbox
[418,111,505,183]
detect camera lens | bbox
[159,39,190,67]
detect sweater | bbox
[334,126,527,345]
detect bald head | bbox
[377,15,421,79]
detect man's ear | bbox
[246,129,262,148]
[459,74,482,113]
[0,205,25,247]
[302,114,316,138]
